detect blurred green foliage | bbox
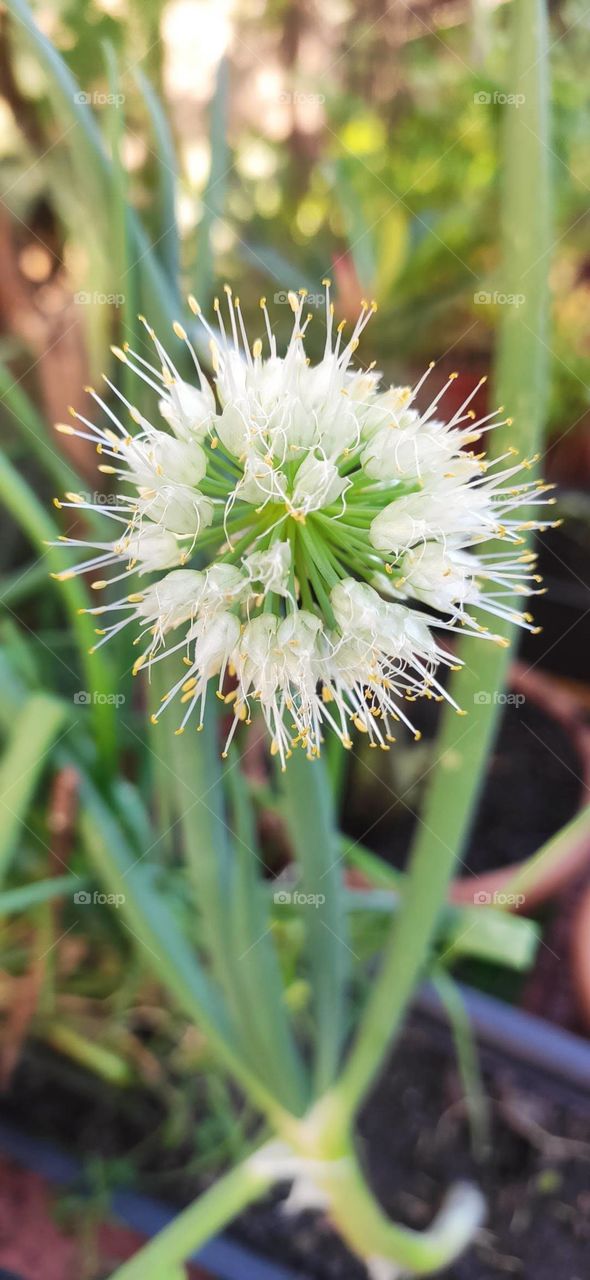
[1,0,589,411]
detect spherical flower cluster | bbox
[53,285,553,766]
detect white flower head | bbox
[53,284,553,764]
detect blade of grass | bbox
[280,750,348,1095]
[0,561,48,606]
[103,42,140,395]
[193,56,230,306]
[0,362,90,497]
[226,756,309,1113]
[0,450,117,764]
[134,67,181,289]
[431,970,490,1160]
[0,872,84,915]
[40,1022,134,1087]
[0,693,68,884]
[167,703,305,1107]
[145,663,177,857]
[78,773,291,1125]
[503,803,590,902]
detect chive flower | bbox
[53,285,553,766]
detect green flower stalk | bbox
[53,286,552,768]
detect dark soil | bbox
[2,1015,590,1280]
[520,525,590,684]
[343,690,583,877]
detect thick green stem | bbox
[313,1146,485,1276]
[402,0,552,881]
[107,1126,484,1280]
[330,0,551,1129]
[107,1142,275,1280]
